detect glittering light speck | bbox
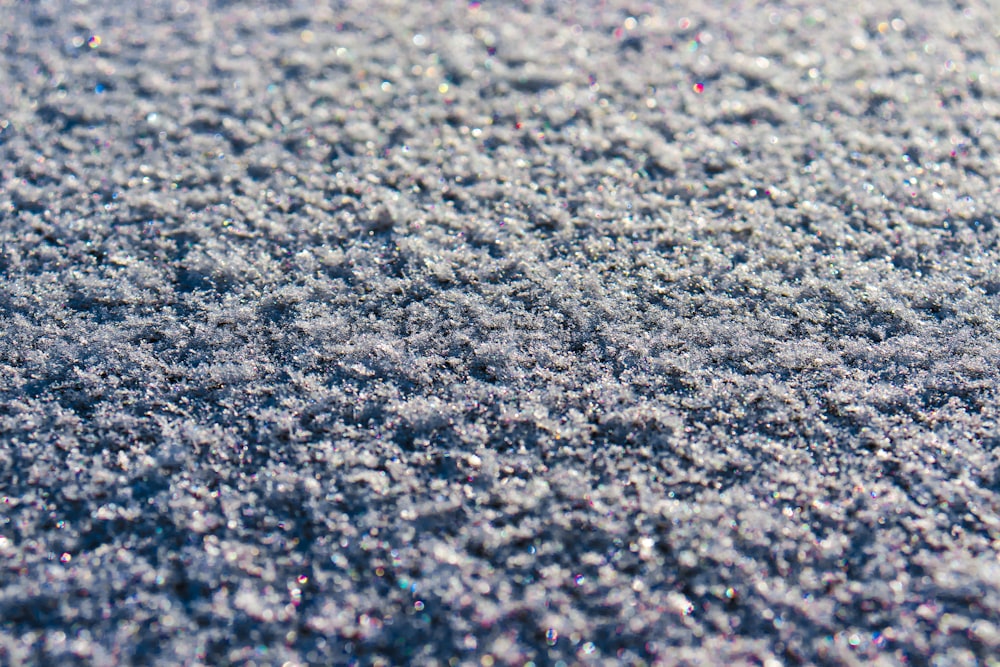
[546,628,558,646]
[88,35,102,49]
[60,553,72,563]
[693,83,705,94]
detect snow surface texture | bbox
[1,0,1000,664]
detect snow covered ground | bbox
[1,0,999,664]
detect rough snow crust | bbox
[1,1,1000,665]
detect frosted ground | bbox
[1,0,999,665]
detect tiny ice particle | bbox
[693,83,705,94]
[60,553,72,563]
[667,591,695,615]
